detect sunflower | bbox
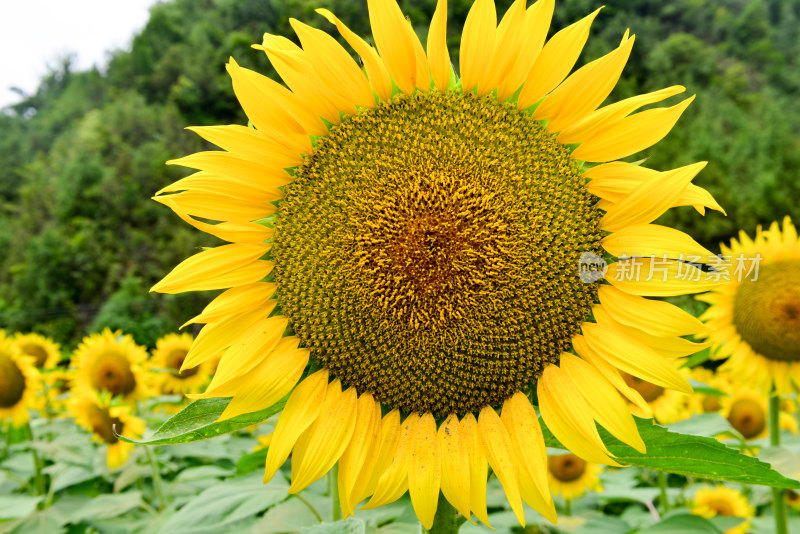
[697,217,800,395]
[11,332,61,370]
[150,333,212,395]
[720,388,798,441]
[691,485,753,534]
[546,453,602,501]
[621,370,692,424]
[688,366,731,415]
[69,392,145,469]
[72,329,150,403]
[152,0,723,527]
[0,332,44,427]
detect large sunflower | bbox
[69,392,145,469]
[153,0,723,527]
[697,217,800,395]
[150,332,212,395]
[72,329,150,403]
[691,485,753,534]
[0,332,43,427]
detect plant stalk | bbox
[425,493,467,534]
[769,391,788,534]
[657,470,670,513]
[24,424,46,500]
[330,463,341,521]
[145,447,166,511]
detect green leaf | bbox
[117,396,286,445]
[542,417,800,489]
[70,491,144,522]
[0,495,43,520]
[301,518,366,534]
[636,514,722,533]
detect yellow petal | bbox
[460,0,497,93]
[289,18,375,108]
[572,96,695,162]
[264,369,329,483]
[408,413,441,529]
[167,207,273,244]
[600,162,707,231]
[606,257,724,296]
[316,9,392,101]
[154,189,277,224]
[219,340,309,420]
[571,334,651,415]
[151,244,271,294]
[358,409,402,503]
[410,21,430,91]
[537,364,619,466]
[478,406,526,526]
[518,8,601,109]
[166,151,293,188]
[290,381,358,492]
[597,285,707,337]
[559,353,645,453]
[534,34,634,133]
[182,283,275,328]
[156,169,284,205]
[427,0,451,91]
[602,224,714,261]
[481,0,526,96]
[204,320,290,395]
[363,413,417,509]
[497,0,554,100]
[338,393,381,518]
[500,393,557,523]
[185,125,305,168]
[581,322,692,394]
[182,307,272,373]
[461,413,491,526]
[438,414,471,520]
[367,0,417,94]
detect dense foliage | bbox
[1,0,798,346]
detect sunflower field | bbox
[2,0,800,533]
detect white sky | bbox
[0,0,162,108]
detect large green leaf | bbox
[117,396,286,445]
[542,417,800,489]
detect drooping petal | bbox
[518,8,601,109]
[500,392,556,523]
[408,413,442,529]
[290,381,358,492]
[461,413,491,526]
[560,353,645,453]
[264,370,329,483]
[478,406,526,526]
[437,414,471,520]
[362,413,418,509]
[338,393,382,518]
[358,409,402,503]
[537,364,619,466]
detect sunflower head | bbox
[0,333,43,427]
[691,485,753,534]
[69,392,145,469]
[622,370,691,424]
[547,453,602,500]
[151,0,723,527]
[72,329,149,401]
[11,333,61,369]
[150,332,211,395]
[698,217,800,394]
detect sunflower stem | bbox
[425,493,466,534]
[330,463,341,521]
[769,391,788,534]
[145,447,166,512]
[564,498,572,516]
[292,493,323,523]
[24,424,46,501]
[657,470,670,513]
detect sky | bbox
[0,0,162,108]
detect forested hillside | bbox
[1,0,798,346]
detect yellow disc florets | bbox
[274,91,602,416]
